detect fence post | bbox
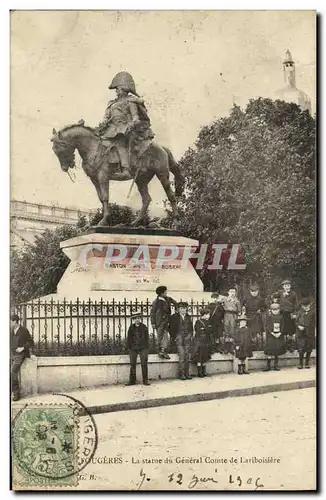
[20,303,27,327]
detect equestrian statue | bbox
[51,72,185,227]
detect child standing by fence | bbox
[263,303,286,371]
[192,308,213,378]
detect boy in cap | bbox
[242,283,266,351]
[126,311,150,386]
[170,302,194,380]
[263,302,286,371]
[235,313,253,375]
[223,287,241,354]
[192,308,213,377]
[279,279,298,352]
[296,298,316,369]
[208,292,225,354]
[150,286,178,359]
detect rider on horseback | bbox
[96,72,154,177]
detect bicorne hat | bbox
[109,72,139,96]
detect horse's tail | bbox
[163,147,185,197]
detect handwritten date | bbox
[137,468,264,490]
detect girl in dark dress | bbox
[192,308,213,378]
[263,303,286,371]
[242,283,266,351]
[235,313,253,375]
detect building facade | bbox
[10,200,95,249]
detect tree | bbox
[170,98,316,295]
[10,203,134,304]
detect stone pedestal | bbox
[54,228,209,301]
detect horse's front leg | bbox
[131,176,153,226]
[90,174,110,226]
[98,169,110,225]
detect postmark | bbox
[11,394,98,489]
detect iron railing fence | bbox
[12,299,207,356]
[12,299,292,356]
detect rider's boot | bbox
[118,146,132,178]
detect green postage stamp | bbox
[11,399,97,489]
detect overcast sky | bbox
[11,10,316,215]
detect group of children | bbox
[125,280,315,385]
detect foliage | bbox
[170,98,316,295]
[10,204,134,305]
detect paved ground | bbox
[13,366,316,414]
[75,387,315,491]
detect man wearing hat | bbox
[279,279,299,352]
[242,283,266,351]
[150,286,178,359]
[296,298,316,369]
[126,311,150,386]
[96,72,154,177]
[10,314,36,401]
[169,302,194,380]
[263,302,286,371]
[235,313,253,375]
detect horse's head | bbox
[51,127,76,172]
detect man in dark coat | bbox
[11,314,35,401]
[170,302,194,380]
[208,292,224,354]
[296,298,316,369]
[279,279,298,352]
[235,313,253,375]
[242,283,266,351]
[150,285,178,359]
[126,311,150,386]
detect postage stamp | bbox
[11,395,98,489]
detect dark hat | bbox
[199,307,210,316]
[271,291,281,300]
[282,279,291,286]
[10,313,19,322]
[249,283,259,291]
[270,303,280,310]
[178,301,188,308]
[301,297,311,306]
[131,311,142,319]
[109,71,139,96]
[236,313,248,323]
[211,292,219,299]
[156,285,167,295]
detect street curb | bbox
[83,378,316,416]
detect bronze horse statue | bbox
[51,122,184,226]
